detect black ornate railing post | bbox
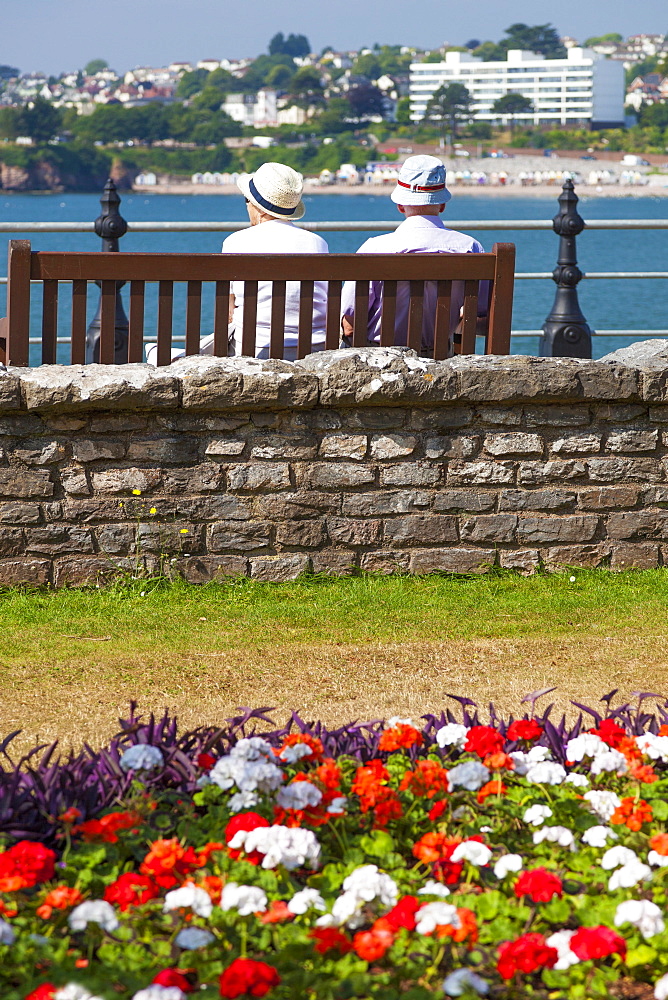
[85,178,130,364]
[539,179,592,358]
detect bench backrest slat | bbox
[128,281,145,363]
[379,279,397,347]
[325,280,342,352]
[41,280,58,365]
[213,281,230,357]
[185,281,202,358]
[71,279,88,364]
[99,280,117,364]
[433,280,452,361]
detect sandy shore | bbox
[135,181,668,198]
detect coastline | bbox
[133,181,668,198]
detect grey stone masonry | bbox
[1,345,668,583]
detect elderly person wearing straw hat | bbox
[340,154,487,356]
[147,162,328,364]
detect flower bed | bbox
[4,697,668,999]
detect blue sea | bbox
[1,191,667,365]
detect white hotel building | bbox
[410,48,625,129]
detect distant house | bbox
[197,59,222,73]
[626,73,664,110]
[223,89,278,127]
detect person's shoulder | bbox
[356,232,396,253]
[440,228,484,253]
[221,228,250,251]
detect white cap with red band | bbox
[391,154,452,206]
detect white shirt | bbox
[340,215,486,351]
[221,221,329,353]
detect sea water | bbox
[1,191,666,365]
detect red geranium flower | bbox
[196,752,216,771]
[353,924,395,961]
[225,812,270,864]
[72,810,142,844]
[0,841,56,892]
[465,726,504,758]
[428,800,448,822]
[153,969,195,992]
[399,759,450,799]
[36,885,83,920]
[104,872,160,911]
[497,932,558,979]
[24,986,57,1000]
[506,719,543,743]
[590,718,626,749]
[258,900,294,924]
[570,925,627,961]
[140,839,199,880]
[514,868,563,903]
[309,927,353,955]
[383,895,420,932]
[378,724,424,753]
[219,958,281,998]
[477,778,507,804]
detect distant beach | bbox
[135,181,668,198]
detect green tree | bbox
[265,64,295,89]
[0,65,19,80]
[424,82,472,138]
[313,97,354,135]
[472,41,505,61]
[16,97,63,142]
[352,53,382,79]
[176,69,208,99]
[501,23,566,58]
[0,106,20,140]
[289,66,324,107]
[206,68,235,93]
[395,95,412,125]
[84,58,109,76]
[268,33,310,58]
[492,92,534,130]
[190,86,225,113]
[584,33,623,45]
[347,82,385,120]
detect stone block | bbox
[578,487,641,510]
[179,495,252,522]
[202,415,251,431]
[587,458,662,483]
[606,429,659,453]
[13,441,68,465]
[345,408,408,430]
[227,463,291,491]
[257,492,340,520]
[550,434,602,455]
[0,557,50,586]
[484,433,543,456]
[249,554,310,582]
[476,406,523,426]
[447,461,515,486]
[595,404,647,422]
[408,407,473,430]
[649,407,668,423]
[0,502,41,524]
[0,416,44,437]
[26,526,95,555]
[610,543,660,570]
[499,489,576,512]
[517,515,599,544]
[71,440,126,463]
[342,490,431,517]
[380,463,441,487]
[327,517,382,547]
[0,528,24,556]
[524,405,590,427]
[126,438,199,464]
[499,549,540,575]
[409,547,496,575]
[642,486,668,508]
[250,436,318,460]
[542,544,609,571]
[208,520,272,553]
[319,434,368,461]
[383,514,458,547]
[276,519,327,549]
[88,414,148,433]
[177,555,248,583]
[369,433,417,459]
[177,356,317,410]
[310,549,359,576]
[162,465,224,493]
[518,461,587,485]
[136,523,203,555]
[54,556,121,587]
[0,373,23,412]
[61,498,142,524]
[460,514,517,543]
[0,469,54,499]
[450,356,586,403]
[424,435,480,460]
[60,468,91,497]
[96,523,137,556]
[360,550,410,574]
[606,511,668,541]
[91,468,162,495]
[19,364,179,412]
[296,463,376,489]
[433,490,497,513]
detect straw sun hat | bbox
[237,162,305,221]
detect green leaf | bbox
[626,944,657,968]
[475,889,501,920]
[542,896,571,923]
[359,831,395,858]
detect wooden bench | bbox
[3,239,515,366]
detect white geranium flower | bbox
[435,723,468,750]
[509,745,552,775]
[582,826,618,848]
[228,791,260,812]
[315,865,398,930]
[523,804,553,826]
[608,861,652,891]
[68,900,119,933]
[532,826,575,849]
[648,851,668,868]
[636,733,668,762]
[132,988,186,1000]
[615,899,665,939]
[276,782,323,810]
[163,882,212,917]
[418,879,451,897]
[494,854,523,879]
[175,926,215,950]
[655,972,668,999]
[279,743,314,763]
[566,734,606,761]
[564,772,589,788]
[119,744,164,773]
[220,883,268,915]
[601,846,639,871]
[589,749,628,776]
[525,761,567,785]
[55,987,106,1000]
[227,824,320,870]
[387,716,414,727]
[327,796,347,814]
[448,761,489,791]
[230,737,276,760]
[0,917,14,945]
[415,902,460,935]
[442,968,489,996]
[450,841,492,866]
[546,929,580,970]
[209,750,283,797]
[583,790,621,821]
[288,888,326,914]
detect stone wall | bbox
[0,347,667,586]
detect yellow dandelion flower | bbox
[149,507,157,515]
[132,489,142,496]
[180,528,189,534]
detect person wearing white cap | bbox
[340,154,487,355]
[146,162,328,364]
